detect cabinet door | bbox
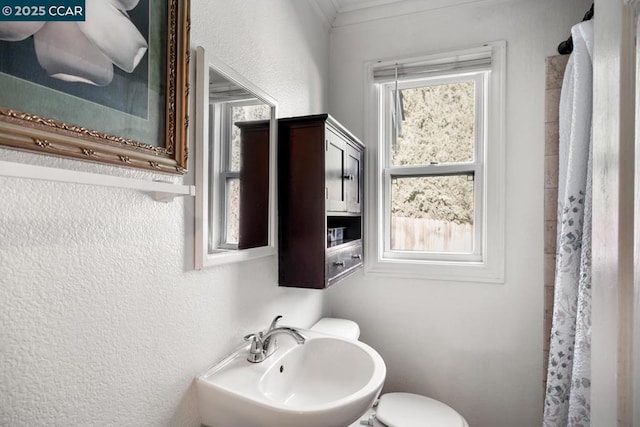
[345,144,362,213]
[325,130,347,212]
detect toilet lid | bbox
[375,393,468,427]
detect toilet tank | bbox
[310,318,360,340]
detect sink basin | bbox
[196,329,386,427]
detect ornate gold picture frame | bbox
[0,0,190,174]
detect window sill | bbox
[364,257,504,283]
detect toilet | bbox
[310,318,469,427]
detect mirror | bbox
[195,46,277,268]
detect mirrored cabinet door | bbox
[235,120,270,249]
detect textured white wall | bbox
[325,1,592,427]
[0,1,329,425]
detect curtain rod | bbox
[558,3,594,55]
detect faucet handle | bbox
[244,332,263,349]
[244,333,265,363]
[268,315,283,332]
[265,316,282,356]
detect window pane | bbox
[225,178,240,245]
[391,81,475,166]
[391,175,474,252]
[230,104,271,171]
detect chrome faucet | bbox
[243,315,306,363]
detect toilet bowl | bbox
[310,318,469,427]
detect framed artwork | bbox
[0,0,190,174]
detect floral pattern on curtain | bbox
[543,19,593,427]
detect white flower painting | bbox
[0,0,148,87]
[0,0,189,174]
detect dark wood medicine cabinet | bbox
[278,114,364,289]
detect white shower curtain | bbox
[543,19,593,427]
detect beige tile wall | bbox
[543,54,568,389]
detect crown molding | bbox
[310,0,518,29]
[331,0,507,28]
[336,0,406,13]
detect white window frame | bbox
[364,42,506,283]
[382,72,485,262]
[212,99,266,250]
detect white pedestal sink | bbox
[196,329,386,427]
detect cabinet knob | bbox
[333,261,346,267]
[342,174,354,181]
[351,254,362,260]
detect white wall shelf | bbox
[0,160,195,202]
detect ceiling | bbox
[309,0,491,27]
